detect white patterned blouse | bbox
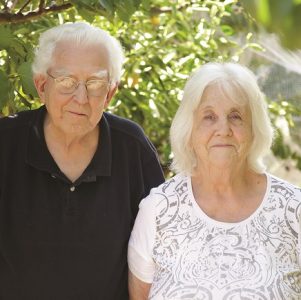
[128,173,301,300]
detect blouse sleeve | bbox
[294,184,301,267]
[128,193,157,283]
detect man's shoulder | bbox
[104,112,144,135]
[103,112,152,146]
[0,108,38,131]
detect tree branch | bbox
[38,0,45,11]
[0,3,73,24]
[17,0,30,13]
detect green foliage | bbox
[71,0,143,22]
[0,0,300,173]
[0,24,37,113]
[268,99,301,166]
[0,69,10,109]
[1,0,252,171]
[101,0,254,169]
[241,0,301,49]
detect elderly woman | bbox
[128,63,301,299]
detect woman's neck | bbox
[192,163,250,192]
[190,166,266,222]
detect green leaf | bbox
[0,26,14,49]
[99,0,114,12]
[115,0,137,21]
[76,7,96,22]
[11,40,27,58]
[221,25,235,36]
[247,43,265,51]
[140,0,150,10]
[257,0,271,25]
[0,70,10,109]
[17,61,38,98]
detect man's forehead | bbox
[51,41,110,74]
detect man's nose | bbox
[73,83,89,104]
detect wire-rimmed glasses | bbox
[47,72,111,97]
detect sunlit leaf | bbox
[18,61,38,98]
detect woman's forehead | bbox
[201,82,249,108]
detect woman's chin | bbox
[208,155,239,170]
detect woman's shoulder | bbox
[139,173,190,213]
[265,173,301,225]
[147,173,188,196]
[267,172,301,196]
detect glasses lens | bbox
[55,77,77,94]
[86,80,109,97]
[51,74,109,97]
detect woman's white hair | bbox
[170,62,274,175]
[32,22,124,83]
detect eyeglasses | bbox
[47,72,111,97]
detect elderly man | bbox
[0,22,164,299]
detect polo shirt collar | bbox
[26,106,112,181]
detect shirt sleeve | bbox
[128,193,157,283]
[297,189,301,267]
[299,218,301,267]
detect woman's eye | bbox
[229,113,242,122]
[204,114,215,121]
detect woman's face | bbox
[190,84,253,171]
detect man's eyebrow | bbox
[91,70,109,78]
[50,69,109,79]
[199,105,214,111]
[50,68,70,76]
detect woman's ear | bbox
[104,82,118,108]
[33,74,47,103]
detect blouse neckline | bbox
[186,172,270,228]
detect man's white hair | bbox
[32,22,124,83]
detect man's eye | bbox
[58,77,76,88]
[86,80,106,90]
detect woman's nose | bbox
[215,118,233,136]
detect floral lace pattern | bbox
[149,174,301,300]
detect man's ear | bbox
[104,82,118,108]
[34,74,47,103]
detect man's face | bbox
[35,41,115,136]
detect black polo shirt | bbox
[0,106,164,300]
